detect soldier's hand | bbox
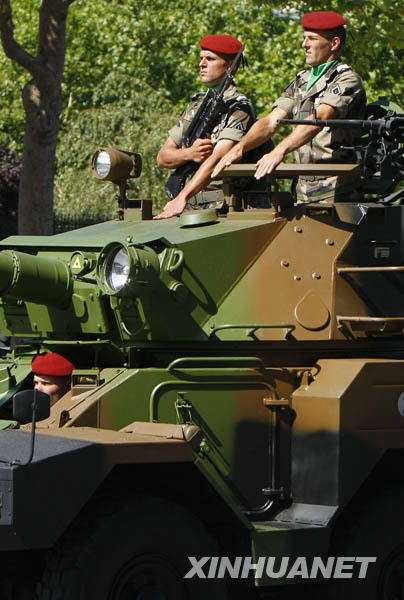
[255,147,286,179]
[211,146,243,178]
[153,196,187,220]
[189,138,213,163]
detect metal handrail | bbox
[167,356,265,372]
[149,378,276,422]
[337,316,404,322]
[338,266,404,273]
[209,323,295,340]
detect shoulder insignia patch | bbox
[336,63,351,73]
[331,84,342,95]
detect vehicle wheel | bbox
[319,483,404,599]
[38,494,227,600]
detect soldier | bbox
[212,11,367,203]
[31,352,75,406]
[154,34,255,219]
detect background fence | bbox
[0,213,113,240]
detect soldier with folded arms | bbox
[212,11,367,203]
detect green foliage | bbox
[0,0,402,214]
[0,0,41,149]
[0,145,20,203]
[55,75,174,214]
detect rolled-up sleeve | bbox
[168,122,183,147]
[271,95,296,116]
[217,109,252,143]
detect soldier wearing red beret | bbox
[32,352,75,406]
[155,34,255,219]
[213,11,367,203]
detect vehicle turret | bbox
[2,184,404,345]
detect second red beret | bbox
[31,352,75,377]
[302,11,346,30]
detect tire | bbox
[319,483,404,599]
[38,494,227,600]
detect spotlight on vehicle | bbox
[91,148,142,184]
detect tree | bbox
[0,0,75,234]
[0,145,20,238]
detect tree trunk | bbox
[18,81,61,235]
[0,0,75,235]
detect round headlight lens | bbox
[107,247,130,291]
[95,151,112,178]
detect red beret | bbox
[200,34,242,55]
[302,11,346,30]
[31,353,75,377]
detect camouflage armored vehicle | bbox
[0,110,403,600]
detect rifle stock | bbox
[164,163,198,200]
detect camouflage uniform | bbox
[273,61,367,202]
[169,84,255,207]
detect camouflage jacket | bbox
[169,84,255,148]
[273,61,367,202]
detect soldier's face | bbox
[33,374,71,406]
[302,30,338,66]
[199,51,231,87]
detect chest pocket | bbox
[295,95,317,120]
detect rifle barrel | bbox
[278,118,404,132]
[279,118,375,128]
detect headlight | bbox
[96,242,159,296]
[91,148,142,183]
[107,246,130,292]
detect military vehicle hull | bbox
[0,199,404,598]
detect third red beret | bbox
[200,34,242,55]
[302,11,346,30]
[32,352,75,377]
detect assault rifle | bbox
[165,44,245,200]
[279,113,404,188]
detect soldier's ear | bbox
[330,36,341,53]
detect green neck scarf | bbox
[307,60,337,91]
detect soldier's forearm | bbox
[238,119,274,153]
[276,103,339,156]
[175,155,218,202]
[157,146,197,169]
[238,109,286,154]
[276,123,322,156]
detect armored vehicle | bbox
[0,111,403,600]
